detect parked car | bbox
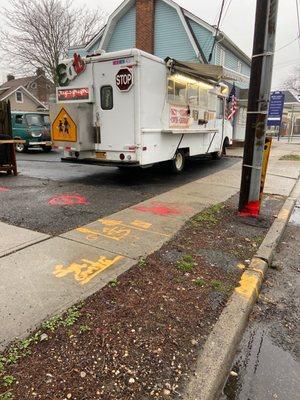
[11,111,52,152]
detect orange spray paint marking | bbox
[48,194,88,206]
[132,204,182,216]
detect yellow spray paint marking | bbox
[235,272,260,299]
[277,208,290,221]
[53,255,123,285]
[76,218,170,242]
[52,107,77,142]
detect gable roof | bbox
[76,0,251,67]
[0,85,47,109]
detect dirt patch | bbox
[279,154,300,161]
[0,194,284,400]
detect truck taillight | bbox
[119,153,125,160]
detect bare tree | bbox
[281,66,300,92]
[0,0,106,83]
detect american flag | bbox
[227,85,238,121]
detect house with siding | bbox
[69,0,251,140]
[0,68,55,111]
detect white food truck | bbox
[50,48,234,172]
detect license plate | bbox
[96,152,106,159]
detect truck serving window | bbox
[100,86,113,110]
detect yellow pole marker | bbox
[259,136,272,205]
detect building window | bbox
[100,85,113,110]
[237,61,242,73]
[31,82,37,89]
[220,48,226,66]
[15,91,23,103]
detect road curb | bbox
[184,177,300,400]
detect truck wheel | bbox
[15,143,28,153]
[171,151,185,173]
[42,146,52,153]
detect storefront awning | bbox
[165,58,250,84]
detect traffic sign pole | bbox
[238,0,279,216]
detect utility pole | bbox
[238,0,279,215]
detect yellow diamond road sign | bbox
[52,108,77,142]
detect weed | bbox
[63,307,81,327]
[2,376,14,387]
[108,279,118,287]
[211,279,232,293]
[279,154,300,161]
[42,315,62,332]
[0,391,13,399]
[177,254,197,271]
[138,257,147,268]
[193,204,224,224]
[194,278,206,286]
[79,325,91,334]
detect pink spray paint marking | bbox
[132,203,182,216]
[48,194,88,206]
[0,187,10,192]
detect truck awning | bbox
[165,58,250,84]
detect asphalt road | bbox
[0,149,239,235]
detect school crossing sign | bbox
[116,68,133,91]
[52,108,77,142]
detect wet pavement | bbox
[0,149,238,235]
[221,210,300,400]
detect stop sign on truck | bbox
[116,68,133,91]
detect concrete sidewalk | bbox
[1,141,299,350]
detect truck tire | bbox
[170,150,185,173]
[15,143,28,153]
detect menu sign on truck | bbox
[169,106,189,128]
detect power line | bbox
[275,36,299,52]
[208,0,226,62]
[221,0,233,24]
[295,0,300,52]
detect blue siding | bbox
[106,6,136,52]
[241,63,251,76]
[154,0,196,61]
[215,44,250,77]
[188,19,214,61]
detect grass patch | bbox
[176,254,197,272]
[279,154,300,161]
[192,203,224,225]
[0,302,84,389]
[138,257,147,268]
[108,279,118,287]
[211,279,232,293]
[194,278,206,287]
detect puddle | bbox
[222,325,300,400]
[289,205,300,226]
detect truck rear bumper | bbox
[61,157,140,167]
[29,141,52,146]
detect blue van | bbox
[11,111,52,152]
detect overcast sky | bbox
[0,0,299,88]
